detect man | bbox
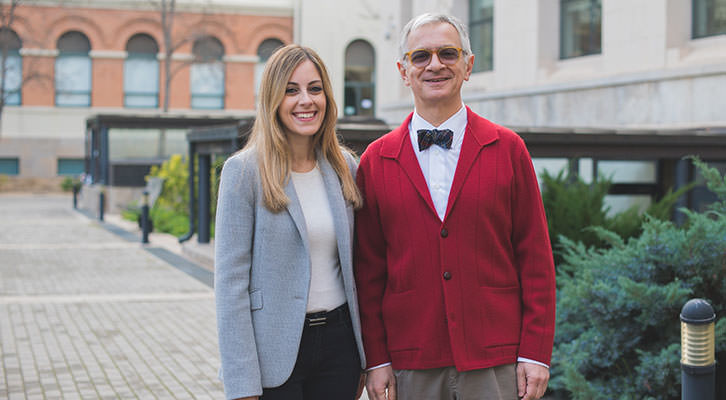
[354,13,556,400]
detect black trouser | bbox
[262,304,362,400]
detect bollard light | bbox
[680,298,716,400]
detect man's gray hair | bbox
[399,13,472,63]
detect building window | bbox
[597,160,658,216]
[190,36,225,109]
[0,28,22,105]
[344,40,375,117]
[124,34,159,108]
[469,0,494,72]
[693,0,726,38]
[57,158,85,176]
[560,0,602,59]
[55,31,92,107]
[0,157,19,175]
[255,38,284,99]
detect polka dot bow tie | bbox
[417,128,454,151]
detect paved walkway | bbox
[0,193,223,399]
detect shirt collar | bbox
[410,104,467,152]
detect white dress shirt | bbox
[408,105,467,221]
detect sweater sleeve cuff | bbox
[517,357,549,369]
[366,362,392,372]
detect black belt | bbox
[305,303,349,327]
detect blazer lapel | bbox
[444,107,500,219]
[318,157,352,272]
[380,114,438,217]
[284,178,310,254]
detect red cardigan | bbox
[354,108,556,371]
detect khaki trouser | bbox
[394,363,517,400]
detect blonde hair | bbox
[244,44,362,212]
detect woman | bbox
[214,44,366,400]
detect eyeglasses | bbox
[403,47,465,68]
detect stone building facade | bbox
[298,0,726,213]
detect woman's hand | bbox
[356,372,367,399]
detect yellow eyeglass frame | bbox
[403,46,465,67]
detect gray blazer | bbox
[214,148,365,399]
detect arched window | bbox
[124,33,159,108]
[255,38,284,98]
[0,28,22,106]
[344,40,375,117]
[55,31,92,107]
[190,36,225,109]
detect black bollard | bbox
[72,183,79,209]
[197,155,211,243]
[681,298,716,400]
[141,190,150,244]
[98,187,105,221]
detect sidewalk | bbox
[100,213,215,273]
[0,193,223,399]
[2,193,553,400]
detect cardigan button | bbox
[440,228,448,238]
[443,271,452,280]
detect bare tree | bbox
[157,0,177,112]
[152,0,218,112]
[149,0,223,160]
[0,0,52,134]
[1,1,24,132]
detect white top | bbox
[408,105,467,221]
[290,165,347,313]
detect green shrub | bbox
[148,154,189,214]
[605,184,695,242]
[540,170,693,268]
[550,159,726,399]
[121,208,140,223]
[60,176,80,192]
[688,156,726,214]
[149,207,189,237]
[145,154,224,237]
[540,170,610,264]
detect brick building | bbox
[0,0,292,186]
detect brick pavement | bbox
[0,194,223,399]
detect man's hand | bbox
[516,362,549,400]
[366,365,396,400]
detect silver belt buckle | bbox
[308,316,326,326]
